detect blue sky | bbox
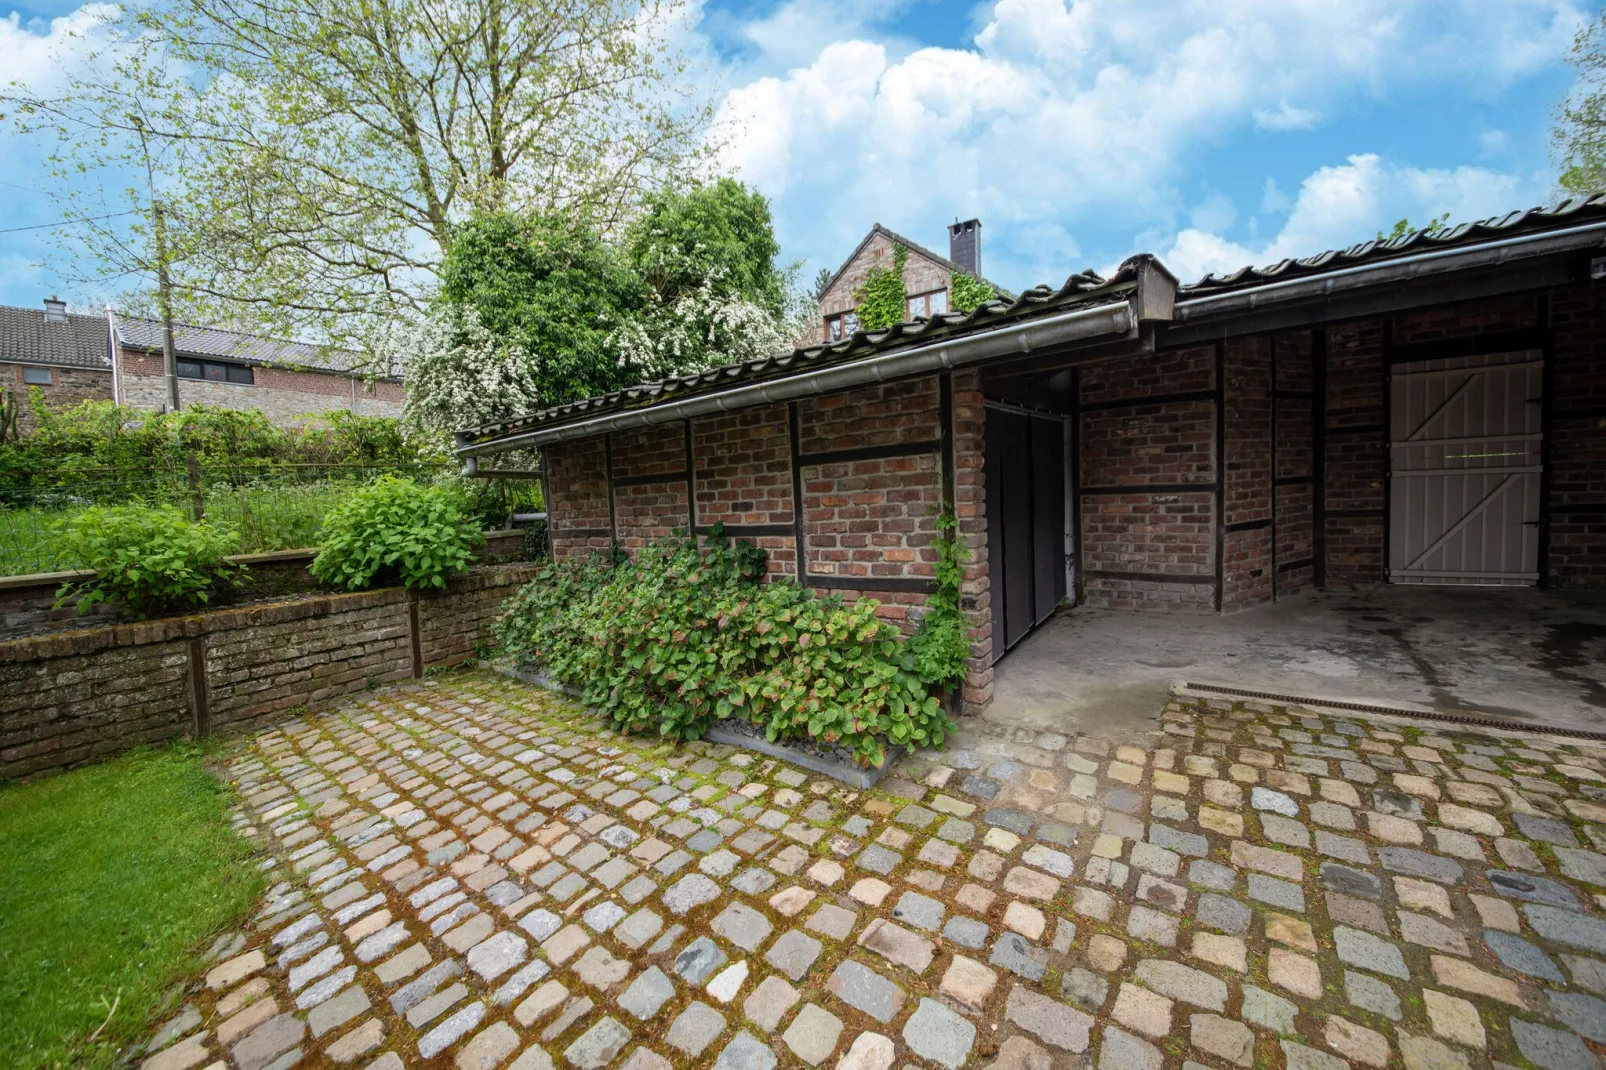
[0,0,1590,317]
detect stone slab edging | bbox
[496,662,904,789]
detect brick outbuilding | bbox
[457,198,1606,711]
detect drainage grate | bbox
[1181,681,1606,744]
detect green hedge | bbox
[496,528,956,768]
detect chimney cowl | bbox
[43,295,68,324]
[948,219,981,278]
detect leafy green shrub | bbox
[907,510,971,688]
[496,525,956,768]
[310,476,484,590]
[55,506,244,617]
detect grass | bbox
[0,744,266,1069]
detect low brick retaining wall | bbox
[0,563,540,779]
[0,529,529,638]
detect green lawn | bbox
[0,745,266,1069]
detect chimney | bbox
[43,295,68,324]
[948,219,981,277]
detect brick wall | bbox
[1548,284,1606,586]
[1076,347,1218,611]
[0,564,536,778]
[612,424,690,554]
[1322,320,1387,587]
[3,362,114,433]
[203,590,414,730]
[691,407,796,578]
[1223,336,1274,612]
[952,368,992,707]
[1275,332,1316,595]
[117,350,403,424]
[417,567,538,671]
[547,436,613,562]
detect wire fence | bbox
[0,461,545,578]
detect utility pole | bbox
[152,199,181,412]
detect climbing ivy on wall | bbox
[950,272,996,312]
[854,244,909,331]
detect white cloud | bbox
[1253,98,1321,131]
[0,4,119,96]
[710,0,1583,287]
[1154,153,1543,283]
[1191,192,1237,233]
[1261,177,1291,215]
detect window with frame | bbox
[21,366,53,385]
[824,310,859,342]
[907,289,949,319]
[177,358,254,385]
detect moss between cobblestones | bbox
[0,743,263,1069]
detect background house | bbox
[811,219,1000,344]
[0,298,116,435]
[0,296,404,431]
[112,315,403,424]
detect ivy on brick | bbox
[950,272,995,312]
[907,509,970,689]
[854,244,909,331]
[496,525,956,768]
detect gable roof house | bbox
[457,196,1606,714]
[110,314,404,425]
[811,219,1009,344]
[0,295,405,433]
[0,297,116,434]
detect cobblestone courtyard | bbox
[139,669,1606,1070]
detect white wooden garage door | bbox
[1388,351,1543,585]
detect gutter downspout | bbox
[1176,218,1606,320]
[458,297,1136,463]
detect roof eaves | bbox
[460,263,1136,446]
[1180,193,1606,295]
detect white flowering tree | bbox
[396,308,544,439]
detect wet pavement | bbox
[139,668,1606,1070]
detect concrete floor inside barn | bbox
[987,586,1606,737]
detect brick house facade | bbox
[0,299,405,430]
[458,198,1606,712]
[112,315,404,423]
[811,221,999,345]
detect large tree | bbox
[3,0,707,357]
[402,180,806,437]
[1556,9,1606,193]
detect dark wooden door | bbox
[986,406,1066,659]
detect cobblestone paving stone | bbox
[134,670,1606,1070]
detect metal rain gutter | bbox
[457,297,1135,462]
[1175,218,1606,320]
